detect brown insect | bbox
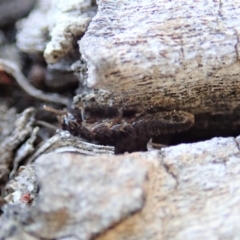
[44,105,194,153]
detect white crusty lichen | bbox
[17,0,96,64]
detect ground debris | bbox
[5,166,38,208]
[0,104,36,185]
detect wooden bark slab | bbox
[80,0,240,116]
[1,136,240,240]
[97,136,240,240]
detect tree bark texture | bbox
[2,136,240,240]
[80,0,240,116]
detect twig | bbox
[0,59,69,106]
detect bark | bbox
[1,1,240,240]
[2,136,240,240]
[80,0,240,116]
[97,137,240,240]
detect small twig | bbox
[0,59,69,106]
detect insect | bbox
[44,102,194,153]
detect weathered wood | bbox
[0,105,36,184]
[80,0,240,116]
[1,136,240,239]
[97,137,240,240]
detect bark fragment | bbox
[1,152,148,240]
[80,0,240,116]
[1,137,240,239]
[0,105,36,184]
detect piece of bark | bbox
[43,1,96,64]
[1,136,240,239]
[97,136,240,240]
[0,105,36,184]
[0,152,147,240]
[27,130,114,164]
[80,0,240,117]
[10,127,39,178]
[0,205,39,240]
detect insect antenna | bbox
[43,105,69,127]
[43,105,68,115]
[35,120,58,130]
